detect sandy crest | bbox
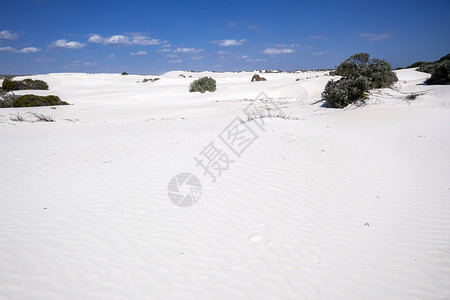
[0,69,449,299]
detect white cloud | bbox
[19,47,41,53]
[210,39,246,47]
[130,51,147,56]
[168,59,182,64]
[246,58,267,62]
[248,24,260,30]
[174,47,203,54]
[0,30,19,40]
[358,33,392,41]
[263,48,296,55]
[309,35,328,40]
[107,54,116,59]
[217,50,226,55]
[88,34,161,46]
[311,51,331,56]
[161,43,171,48]
[275,43,300,48]
[165,54,179,58]
[191,56,202,60]
[50,39,85,49]
[228,21,237,28]
[63,60,96,69]
[88,34,104,43]
[158,48,171,52]
[0,46,41,53]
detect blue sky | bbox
[1,0,449,74]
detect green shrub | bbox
[2,78,18,91]
[2,78,49,91]
[417,53,450,75]
[365,58,398,89]
[426,61,450,85]
[12,95,69,107]
[33,80,49,90]
[322,76,370,108]
[437,54,450,62]
[417,62,439,74]
[406,61,426,69]
[121,72,128,75]
[189,77,216,93]
[251,74,266,82]
[335,52,370,77]
[323,53,397,108]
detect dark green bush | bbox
[323,53,397,108]
[33,80,49,90]
[121,72,128,75]
[437,54,450,62]
[335,53,370,77]
[2,78,18,91]
[426,61,450,85]
[417,62,439,74]
[322,76,369,108]
[417,53,450,75]
[414,53,450,85]
[251,74,266,82]
[189,77,216,93]
[2,78,49,91]
[365,58,398,89]
[406,61,426,69]
[12,95,69,107]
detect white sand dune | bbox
[1,69,450,299]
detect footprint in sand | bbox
[249,233,271,246]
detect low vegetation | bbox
[251,74,267,82]
[121,72,128,75]
[426,61,450,85]
[2,78,49,91]
[189,77,216,93]
[143,78,160,83]
[416,54,450,85]
[322,53,398,108]
[29,112,55,122]
[12,94,69,107]
[406,61,426,69]
[417,53,450,84]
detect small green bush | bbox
[2,78,18,91]
[426,61,450,85]
[335,52,370,77]
[406,61,426,69]
[322,76,370,108]
[251,74,266,82]
[189,77,216,93]
[121,72,128,75]
[417,53,450,75]
[2,78,49,91]
[33,80,49,90]
[323,53,397,108]
[437,54,450,62]
[417,62,439,74]
[12,95,69,107]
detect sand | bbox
[0,69,449,299]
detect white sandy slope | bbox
[0,69,449,299]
